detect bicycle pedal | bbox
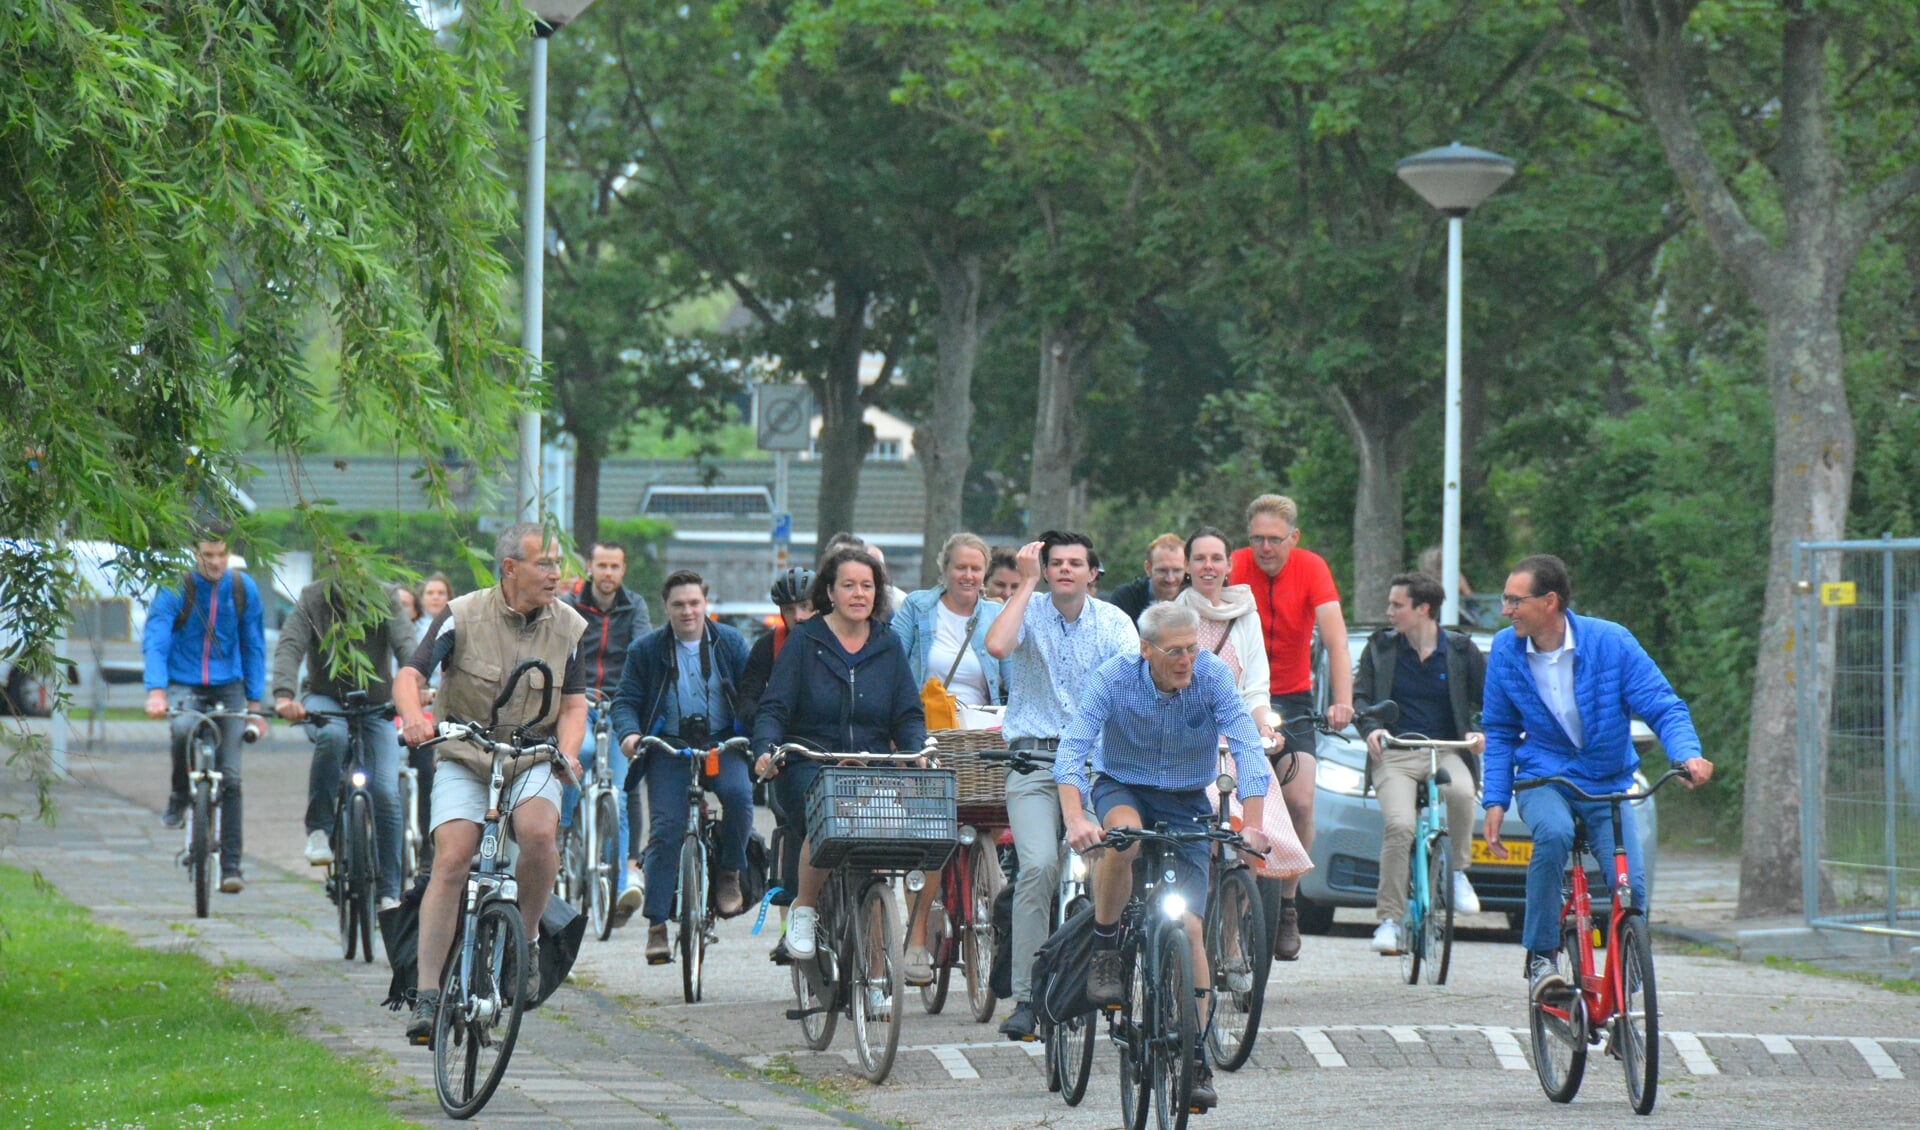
[647,953,673,966]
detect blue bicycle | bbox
[1378,733,1478,985]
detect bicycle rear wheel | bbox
[1618,913,1659,1114]
[1151,922,1195,1130]
[1117,941,1151,1130]
[679,836,707,1003]
[850,880,905,1083]
[190,781,212,920]
[1423,832,1452,985]
[963,839,1004,1023]
[350,793,377,963]
[1530,923,1588,1104]
[434,899,527,1119]
[591,793,620,941]
[1205,868,1265,1070]
[919,856,952,1014]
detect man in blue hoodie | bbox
[142,532,268,892]
[1479,555,1713,1001]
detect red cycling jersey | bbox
[1229,545,1340,696]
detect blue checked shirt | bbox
[1054,650,1271,799]
[1001,594,1140,742]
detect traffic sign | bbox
[755,384,814,452]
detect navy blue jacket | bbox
[610,621,751,745]
[750,616,926,755]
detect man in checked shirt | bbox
[1056,600,1274,1111]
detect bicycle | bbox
[766,742,953,1084]
[397,758,424,880]
[302,691,396,963]
[1516,767,1693,1116]
[636,733,753,1002]
[1201,767,1267,1072]
[412,657,564,1120]
[913,748,1015,1024]
[1376,733,1480,986]
[1102,821,1260,1130]
[572,690,625,942]
[167,697,263,918]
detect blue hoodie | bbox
[1480,610,1701,810]
[142,571,266,700]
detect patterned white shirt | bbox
[1000,594,1140,742]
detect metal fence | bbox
[1792,537,1920,937]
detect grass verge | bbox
[1759,953,1920,996]
[0,865,412,1128]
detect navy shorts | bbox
[1091,777,1213,917]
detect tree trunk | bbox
[812,281,872,546]
[572,440,602,550]
[1028,323,1091,534]
[915,252,988,586]
[1329,388,1414,619]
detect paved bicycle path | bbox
[0,769,875,1130]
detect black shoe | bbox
[406,989,440,1046]
[1528,952,1569,1002]
[999,1000,1038,1042]
[769,935,793,965]
[219,871,245,894]
[1087,949,1125,1008]
[161,798,186,829]
[1189,1064,1218,1110]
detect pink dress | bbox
[1198,608,1312,879]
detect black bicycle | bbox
[166,697,263,918]
[412,658,562,1119]
[637,733,753,1002]
[560,689,624,942]
[1202,768,1267,1072]
[303,691,395,963]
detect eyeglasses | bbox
[1147,641,1201,660]
[515,557,564,575]
[1248,534,1294,548]
[1150,568,1187,580]
[1500,592,1543,610]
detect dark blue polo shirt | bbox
[1393,632,1459,740]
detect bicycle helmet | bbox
[770,566,815,606]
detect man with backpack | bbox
[142,530,267,893]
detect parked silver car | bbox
[1292,626,1661,934]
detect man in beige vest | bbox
[394,522,588,1044]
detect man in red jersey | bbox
[1229,493,1353,961]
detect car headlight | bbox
[1316,760,1368,797]
[1161,892,1188,921]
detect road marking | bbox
[1849,1037,1905,1080]
[1294,1028,1348,1067]
[1758,1034,1797,1055]
[1478,1026,1530,1070]
[1668,1031,1719,1075]
[931,1046,979,1080]
[1386,1026,1425,1044]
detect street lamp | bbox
[518,1,599,522]
[1395,142,1515,628]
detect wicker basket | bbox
[930,728,1011,807]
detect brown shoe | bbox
[647,924,672,965]
[715,870,745,917]
[1274,906,1301,961]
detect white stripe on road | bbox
[1294,1027,1348,1067]
[931,1046,979,1080]
[1479,1026,1530,1070]
[1849,1037,1905,1080]
[1668,1031,1719,1075]
[1758,1034,1797,1055]
[1386,1026,1425,1044]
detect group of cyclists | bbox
[140,492,1714,1117]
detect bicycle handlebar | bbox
[756,741,939,780]
[583,688,614,711]
[1101,823,1265,857]
[419,718,560,765]
[637,735,753,758]
[977,747,1056,771]
[488,658,554,733]
[1513,765,1693,805]
[302,700,396,723]
[1378,732,1479,751]
[1310,699,1399,735]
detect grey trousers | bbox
[1006,767,1064,1003]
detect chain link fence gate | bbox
[1793,537,1920,937]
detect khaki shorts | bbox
[429,760,563,833]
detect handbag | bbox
[919,608,980,731]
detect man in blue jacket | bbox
[142,532,268,892]
[1480,555,1713,1000]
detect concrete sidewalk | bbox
[0,756,878,1130]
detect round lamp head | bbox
[1395,143,1516,215]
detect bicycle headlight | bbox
[1316,760,1368,797]
[905,869,926,892]
[1162,893,1188,921]
[958,825,978,846]
[350,770,368,789]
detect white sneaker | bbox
[378,897,402,913]
[786,906,819,959]
[304,830,334,866]
[1452,871,1482,915]
[1370,920,1401,955]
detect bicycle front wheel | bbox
[1150,922,1196,1130]
[963,839,1004,1023]
[679,836,707,1003]
[350,793,377,963]
[1400,842,1424,985]
[919,858,952,1014]
[190,781,213,920]
[1618,913,1659,1114]
[1205,867,1266,1070]
[434,899,528,1120]
[850,880,905,1083]
[1050,1002,1097,1105]
[591,792,620,942]
[1423,832,1453,986]
[1117,940,1151,1130]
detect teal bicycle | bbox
[1378,733,1478,985]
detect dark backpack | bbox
[172,570,248,632]
[1032,904,1098,1026]
[989,875,1015,1000]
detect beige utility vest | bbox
[433,586,586,784]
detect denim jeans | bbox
[559,713,632,896]
[168,682,246,875]
[642,747,754,926]
[1517,783,1646,956]
[301,693,405,902]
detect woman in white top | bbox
[1176,526,1281,739]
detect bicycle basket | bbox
[929,728,1011,807]
[804,765,958,871]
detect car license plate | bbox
[1472,839,1531,866]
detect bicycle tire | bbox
[191,781,213,920]
[963,839,1003,1023]
[335,826,353,960]
[1052,892,1096,1104]
[1401,832,1424,985]
[791,958,838,1050]
[1151,921,1196,1130]
[434,898,527,1119]
[850,879,905,1083]
[920,910,951,1014]
[591,792,620,942]
[1205,868,1266,1070]
[1117,937,1151,1130]
[397,772,421,880]
[679,835,706,1004]
[1424,832,1452,986]
[1530,920,1588,1103]
[351,793,377,963]
[1618,913,1659,1114]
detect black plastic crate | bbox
[804,766,958,872]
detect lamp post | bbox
[519,1,599,522]
[1394,142,1515,627]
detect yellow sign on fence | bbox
[1820,581,1857,606]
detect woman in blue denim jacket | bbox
[891,532,1005,707]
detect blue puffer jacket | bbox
[142,570,266,700]
[1480,610,1702,810]
[751,616,926,755]
[890,586,1004,703]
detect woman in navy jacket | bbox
[752,547,926,967]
